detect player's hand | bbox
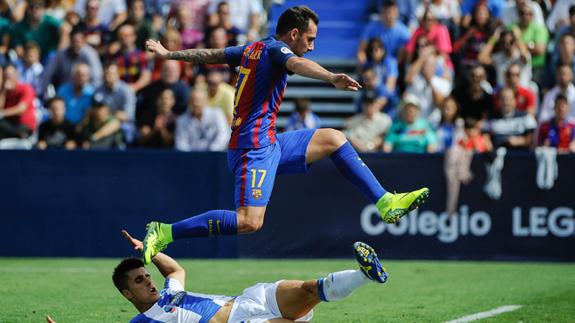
[46,315,56,323]
[330,73,362,91]
[146,39,169,59]
[122,230,144,251]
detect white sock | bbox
[318,270,371,302]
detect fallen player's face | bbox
[126,268,160,303]
[293,20,317,56]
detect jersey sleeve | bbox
[224,45,247,67]
[163,278,185,295]
[268,41,296,68]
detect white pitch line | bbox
[444,305,522,323]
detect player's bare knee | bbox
[237,215,264,233]
[323,128,347,153]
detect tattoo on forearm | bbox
[165,48,226,64]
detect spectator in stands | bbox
[540,64,575,123]
[137,60,190,128]
[138,88,176,149]
[208,1,242,47]
[113,24,151,93]
[406,8,452,63]
[451,65,493,121]
[76,0,111,54]
[415,0,461,32]
[407,34,453,80]
[383,94,437,153]
[511,5,548,74]
[345,95,391,152]
[545,33,575,90]
[405,52,452,125]
[198,27,233,82]
[80,102,122,149]
[151,28,186,82]
[459,117,493,153]
[367,0,418,31]
[357,0,410,64]
[41,25,102,97]
[501,0,545,26]
[546,0,575,33]
[460,0,504,27]
[74,0,127,31]
[93,62,136,143]
[358,67,392,115]
[208,0,263,43]
[436,96,461,152]
[168,1,205,50]
[485,86,536,150]
[15,41,44,95]
[11,0,67,61]
[175,89,229,152]
[478,27,531,87]
[0,64,36,140]
[127,0,155,52]
[361,38,398,100]
[195,69,235,124]
[56,63,94,125]
[454,2,499,73]
[37,96,76,150]
[551,5,575,46]
[538,94,575,153]
[494,63,536,115]
[284,98,321,132]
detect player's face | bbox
[292,20,317,57]
[123,267,160,304]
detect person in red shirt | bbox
[493,63,536,115]
[538,94,575,153]
[0,64,36,140]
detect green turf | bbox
[0,258,574,322]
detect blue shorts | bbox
[227,129,316,208]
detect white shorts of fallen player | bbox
[228,280,314,323]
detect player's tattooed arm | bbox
[146,39,227,64]
[165,49,227,64]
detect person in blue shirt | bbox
[284,98,321,132]
[67,231,387,323]
[357,0,410,64]
[143,6,429,264]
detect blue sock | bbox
[330,142,386,203]
[171,210,237,240]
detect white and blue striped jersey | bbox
[130,278,233,323]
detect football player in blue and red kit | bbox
[142,6,429,264]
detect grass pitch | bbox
[0,258,574,322]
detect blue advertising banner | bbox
[1,150,573,260]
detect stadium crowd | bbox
[0,0,573,154]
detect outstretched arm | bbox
[146,39,226,64]
[286,56,361,91]
[122,230,186,287]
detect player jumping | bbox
[143,6,429,264]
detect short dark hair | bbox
[275,6,319,36]
[555,93,569,106]
[113,258,144,292]
[569,5,575,17]
[45,96,64,109]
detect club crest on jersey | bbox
[163,291,186,313]
[252,188,263,199]
[281,47,293,55]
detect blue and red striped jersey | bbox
[224,36,296,149]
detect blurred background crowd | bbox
[0,0,573,155]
